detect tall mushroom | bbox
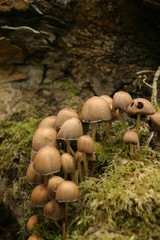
[57,117,83,154]
[81,96,112,140]
[60,153,76,182]
[112,91,132,132]
[127,98,156,136]
[77,135,96,177]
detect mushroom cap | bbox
[112,91,132,113]
[28,236,44,240]
[43,199,65,221]
[81,96,112,123]
[26,162,43,185]
[61,153,75,173]
[32,127,57,152]
[31,184,49,207]
[123,130,139,145]
[33,146,61,176]
[56,181,79,203]
[27,215,39,233]
[127,98,156,116]
[57,117,83,140]
[47,176,65,199]
[100,95,113,105]
[55,108,79,130]
[38,116,56,129]
[149,111,160,132]
[74,151,83,164]
[77,135,96,154]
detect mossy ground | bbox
[0,115,160,240]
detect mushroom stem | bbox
[74,169,79,184]
[91,122,97,140]
[133,144,137,154]
[44,175,48,185]
[66,140,70,154]
[83,122,89,135]
[105,122,111,140]
[70,172,75,183]
[83,152,88,177]
[64,172,67,181]
[65,202,68,226]
[63,221,66,240]
[78,160,84,182]
[129,143,133,159]
[119,110,127,132]
[54,220,61,230]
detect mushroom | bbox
[60,153,76,182]
[127,98,156,136]
[26,162,43,185]
[55,108,79,130]
[38,116,56,129]
[33,146,61,185]
[27,215,39,233]
[47,176,65,199]
[81,96,112,140]
[56,181,79,226]
[123,130,139,159]
[112,91,132,132]
[74,151,84,183]
[57,117,83,154]
[32,127,57,152]
[147,111,160,149]
[77,135,96,177]
[31,184,49,208]
[43,199,65,229]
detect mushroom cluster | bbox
[26,93,157,239]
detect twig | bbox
[1,25,48,36]
[136,70,154,74]
[142,75,153,88]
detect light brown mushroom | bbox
[127,98,156,136]
[77,135,96,177]
[33,146,61,185]
[38,116,56,129]
[27,215,39,233]
[47,176,65,199]
[112,91,132,132]
[55,108,79,130]
[26,162,43,185]
[123,130,139,159]
[60,153,76,182]
[32,127,57,152]
[57,117,83,154]
[56,181,79,226]
[31,184,49,208]
[27,236,44,240]
[81,96,112,140]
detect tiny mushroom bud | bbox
[27,215,39,233]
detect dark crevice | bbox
[39,64,47,85]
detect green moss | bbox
[59,79,79,99]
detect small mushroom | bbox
[55,108,79,130]
[26,162,43,185]
[27,236,44,240]
[27,215,39,233]
[33,146,61,185]
[81,96,112,140]
[47,176,65,199]
[123,130,139,159]
[112,91,132,132]
[31,184,49,208]
[32,127,57,152]
[60,153,76,182]
[57,117,83,154]
[77,135,96,177]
